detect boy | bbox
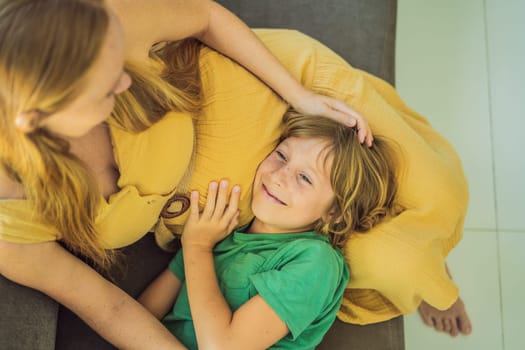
[139,113,399,349]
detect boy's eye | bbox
[300,174,312,185]
[276,150,287,161]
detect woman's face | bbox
[38,12,131,138]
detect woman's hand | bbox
[181,180,241,251]
[291,90,374,147]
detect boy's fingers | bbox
[226,185,241,215]
[189,191,200,219]
[221,185,241,227]
[212,180,229,220]
[226,211,240,233]
[202,181,218,219]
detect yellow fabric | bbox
[0,29,468,324]
[250,29,468,323]
[164,30,468,323]
[0,112,194,248]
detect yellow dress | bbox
[0,30,468,324]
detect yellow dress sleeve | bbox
[0,111,194,249]
[0,200,59,243]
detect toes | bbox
[449,318,460,337]
[458,314,473,335]
[434,317,444,332]
[443,319,452,334]
[423,316,434,327]
[418,298,473,336]
[418,302,436,327]
[420,313,434,327]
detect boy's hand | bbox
[181,180,241,251]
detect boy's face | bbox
[251,136,335,234]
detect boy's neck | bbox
[246,218,313,235]
[246,219,264,234]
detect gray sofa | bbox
[0,0,403,349]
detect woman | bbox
[0,0,370,348]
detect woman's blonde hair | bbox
[282,112,402,248]
[0,0,202,270]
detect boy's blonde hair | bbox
[282,112,402,248]
[0,0,202,269]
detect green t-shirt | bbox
[163,227,350,349]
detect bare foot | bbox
[418,297,472,337]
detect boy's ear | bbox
[321,209,343,225]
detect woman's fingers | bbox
[327,107,374,147]
[326,98,362,126]
[356,122,374,147]
[321,97,374,147]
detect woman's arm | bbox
[107,0,372,145]
[138,268,182,320]
[0,240,186,350]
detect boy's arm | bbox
[182,181,288,349]
[138,268,182,320]
[184,246,289,350]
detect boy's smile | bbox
[261,184,287,206]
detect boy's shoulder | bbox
[278,236,343,266]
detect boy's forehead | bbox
[281,136,334,172]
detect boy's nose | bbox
[272,165,292,186]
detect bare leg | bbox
[418,265,472,336]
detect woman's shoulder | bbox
[107,0,209,62]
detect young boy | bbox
[139,113,399,349]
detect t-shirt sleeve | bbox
[0,201,59,243]
[249,240,348,339]
[168,249,185,281]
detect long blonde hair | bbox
[0,0,202,269]
[282,112,402,248]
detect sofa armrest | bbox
[216,0,397,86]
